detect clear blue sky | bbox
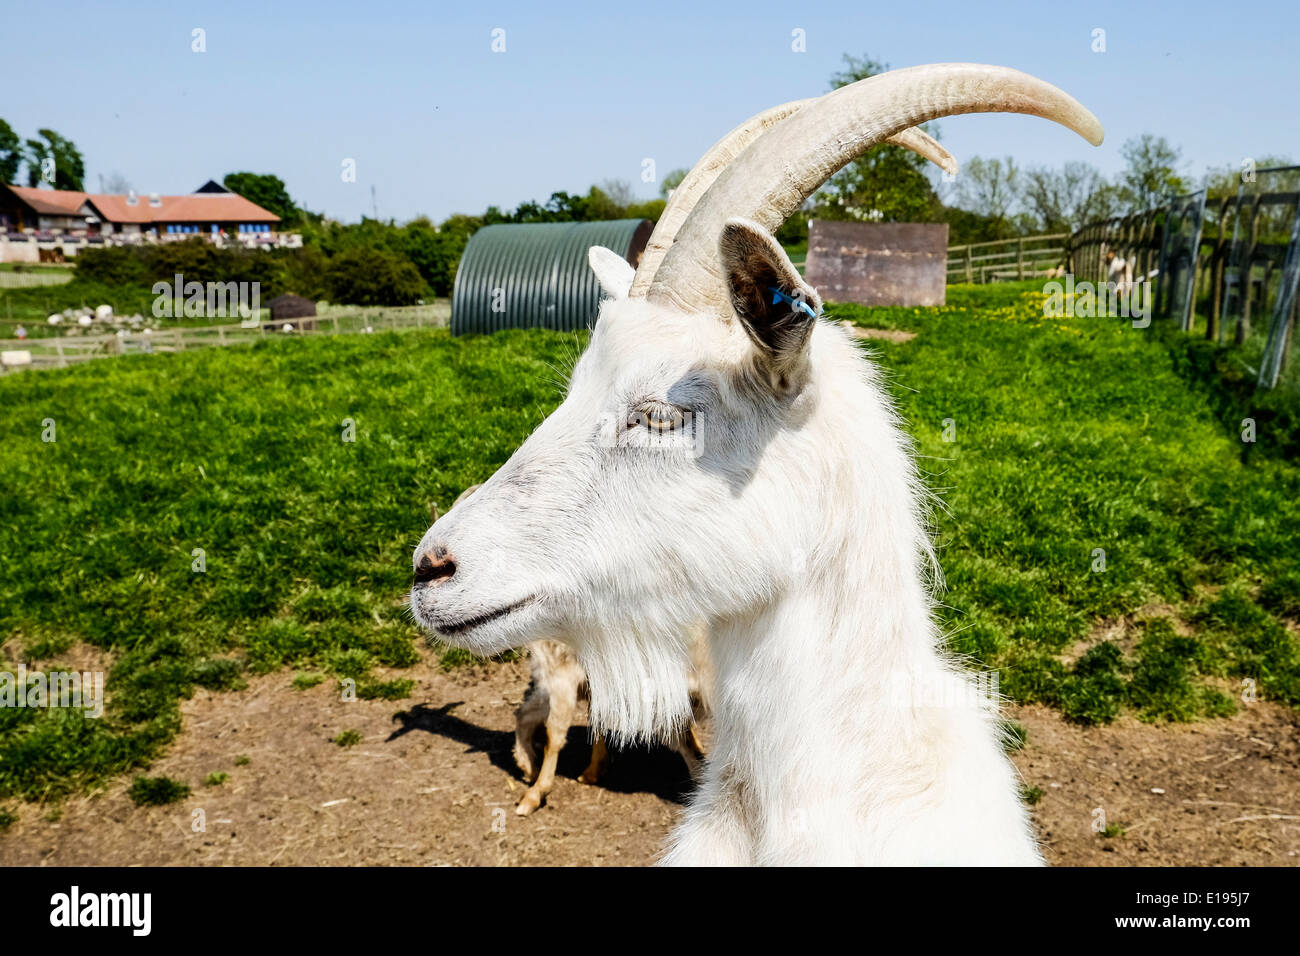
[4,0,1296,223]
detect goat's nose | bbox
[414,546,456,586]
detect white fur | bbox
[412,231,1041,865]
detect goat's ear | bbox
[588,246,635,300]
[718,218,822,393]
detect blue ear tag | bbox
[768,286,821,319]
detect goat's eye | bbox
[628,401,685,433]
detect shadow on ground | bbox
[390,700,694,804]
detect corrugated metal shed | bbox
[451,218,652,335]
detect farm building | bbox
[0,181,280,238]
[268,293,317,320]
[0,186,98,234]
[451,218,652,334]
[267,294,318,330]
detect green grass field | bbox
[1,282,1297,807]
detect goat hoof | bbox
[516,791,543,815]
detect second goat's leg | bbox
[673,723,707,780]
[516,686,575,816]
[578,734,610,785]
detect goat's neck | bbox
[674,344,1032,865]
[709,389,948,822]
[712,524,937,745]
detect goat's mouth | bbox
[429,595,536,636]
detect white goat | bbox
[1105,249,1134,298]
[413,64,1102,864]
[448,484,709,816]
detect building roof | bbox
[87,192,280,224]
[3,184,280,225]
[7,185,92,215]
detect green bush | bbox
[326,247,426,306]
[73,239,331,306]
[72,246,149,286]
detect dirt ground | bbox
[2,648,1297,866]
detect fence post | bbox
[1208,196,1231,341]
[1239,202,1262,345]
[1017,238,1025,279]
[965,245,973,283]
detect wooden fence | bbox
[942,176,1300,390]
[0,302,450,373]
[1067,172,1300,390]
[945,234,1069,283]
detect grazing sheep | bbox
[413,64,1102,864]
[448,484,710,816]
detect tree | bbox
[660,167,688,198]
[598,179,635,208]
[816,147,943,223]
[1201,154,1294,198]
[325,247,426,305]
[22,139,47,187]
[103,171,133,194]
[623,198,666,222]
[585,183,629,220]
[1117,134,1185,212]
[814,54,942,223]
[953,156,1021,228]
[0,119,20,184]
[22,129,85,190]
[1022,161,1119,232]
[223,172,299,223]
[941,205,1014,245]
[400,215,472,297]
[500,184,649,224]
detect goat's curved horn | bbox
[889,127,958,175]
[646,63,1103,314]
[628,103,955,298]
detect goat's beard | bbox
[570,621,695,745]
